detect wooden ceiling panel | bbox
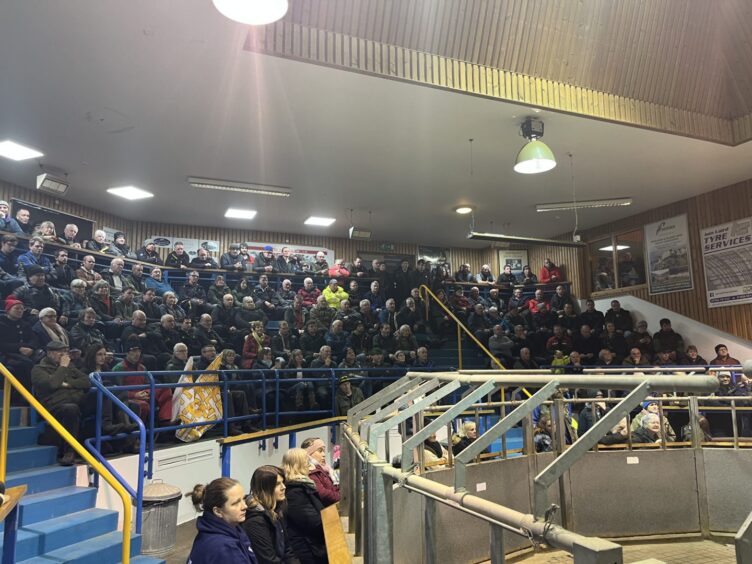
[283,0,752,119]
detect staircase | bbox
[0,405,164,563]
[430,339,490,370]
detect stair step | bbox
[1,406,24,426]
[22,508,119,553]
[7,426,41,448]
[41,531,141,564]
[127,557,166,564]
[5,445,57,472]
[0,528,41,561]
[18,487,97,527]
[5,465,76,495]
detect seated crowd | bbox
[0,206,741,465]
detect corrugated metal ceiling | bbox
[284,0,752,119]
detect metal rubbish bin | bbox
[137,480,182,557]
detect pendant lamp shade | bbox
[213,0,289,25]
[514,139,557,174]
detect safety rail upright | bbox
[0,362,134,564]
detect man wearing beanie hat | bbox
[0,200,23,235]
[12,264,62,319]
[136,239,163,265]
[252,245,276,274]
[0,297,39,399]
[335,374,365,416]
[219,243,246,272]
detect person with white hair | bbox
[100,257,126,298]
[85,229,112,254]
[630,412,664,443]
[476,264,495,283]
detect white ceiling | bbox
[1,1,752,247]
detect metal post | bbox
[365,461,393,563]
[457,324,463,370]
[2,503,19,564]
[490,523,506,564]
[354,454,363,556]
[424,496,438,564]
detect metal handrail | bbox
[0,363,133,564]
[87,374,146,534]
[418,284,505,371]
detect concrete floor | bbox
[506,539,736,563]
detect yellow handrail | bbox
[0,362,132,563]
[418,285,532,399]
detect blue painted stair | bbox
[0,407,165,563]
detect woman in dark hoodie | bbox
[242,465,301,564]
[188,477,258,564]
[282,448,328,564]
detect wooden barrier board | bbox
[322,503,352,564]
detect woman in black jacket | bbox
[242,465,301,564]
[282,448,328,564]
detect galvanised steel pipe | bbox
[411,371,719,394]
[344,423,621,556]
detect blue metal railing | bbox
[85,365,454,535]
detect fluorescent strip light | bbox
[305,216,336,227]
[107,186,154,200]
[0,140,44,161]
[225,208,257,220]
[467,231,586,248]
[536,197,632,212]
[188,176,291,198]
[599,245,630,252]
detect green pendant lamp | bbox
[513,118,556,174]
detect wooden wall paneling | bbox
[528,179,752,340]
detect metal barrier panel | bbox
[569,450,700,537]
[424,457,534,562]
[391,486,425,564]
[704,449,752,533]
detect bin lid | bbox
[142,480,182,502]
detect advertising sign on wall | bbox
[644,214,693,295]
[497,250,529,278]
[701,216,752,308]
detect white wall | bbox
[77,423,339,528]
[591,295,752,363]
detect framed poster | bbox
[151,235,221,258]
[497,250,528,278]
[418,246,448,266]
[701,216,752,308]
[644,214,693,295]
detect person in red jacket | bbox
[297,278,321,309]
[301,436,340,507]
[112,338,172,424]
[539,258,563,284]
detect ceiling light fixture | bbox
[107,186,154,200]
[513,118,556,174]
[212,0,288,25]
[536,197,633,212]
[188,177,291,198]
[305,216,336,227]
[599,245,630,252]
[454,206,474,215]
[36,173,69,196]
[0,140,44,161]
[467,231,586,248]
[225,208,257,220]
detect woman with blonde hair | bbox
[282,449,328,563]
[242,465,300,564]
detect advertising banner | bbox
[644,214,693,295]
[151,236,221,258]
[701,216,752,308]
